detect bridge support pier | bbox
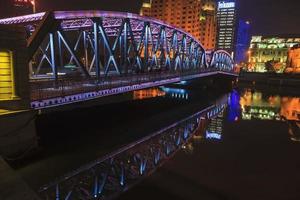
[0,110,38,160]
[0,25,38,159]
[0,25,31,110]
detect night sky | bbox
[35,0,300,35]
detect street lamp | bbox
[30,0,36,13]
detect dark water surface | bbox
[12,80,228,190]
[118,87,300,200]
[10,82,300,200]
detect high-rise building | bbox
[216,0,237,56]
[235,20,251,64]
[139,0,202,42]
[200,0,217,50]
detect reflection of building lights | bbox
[174,81,188,85]
[160,86,189,100]
[280,97,300,121]
[193,135,204,140]
[160,86,186,94]
[206,131,222,140]
[133,88,166,100]
[240,90,300,121]
[242,106,280,120]
[288,121,300,142]
[182,142,194,154]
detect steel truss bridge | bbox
[38,96,228,200]
[0,11,237,109]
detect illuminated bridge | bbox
[0,11,237,109]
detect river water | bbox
[11,81,300,199]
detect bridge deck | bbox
[30,70,237,109]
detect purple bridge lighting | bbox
[0,11,237,109]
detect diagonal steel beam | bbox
[57,30,90,77]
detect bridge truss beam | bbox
[17,11,209,80]
[0,11,236,109]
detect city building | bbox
[235,20,251,64]
[286,44,300,73]
[0,0,34,18]
[216,0,237,56]
[139,0,202,42]
[140,0,152,17]
[248,36,300,73]
[200,0,217,50]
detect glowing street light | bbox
[30,0,36,13]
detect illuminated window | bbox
[0,51,15,100]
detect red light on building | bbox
[14,0,31,5]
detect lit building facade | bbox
[139,0,202,42]
[200,0,217,50]
[216,0,237,56]
[235,20,251,64]
[140,0,152,17]
[248,36,300,73]
[286,44,300,73]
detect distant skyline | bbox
[10,0,300,35]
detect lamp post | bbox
[30,0,36,13]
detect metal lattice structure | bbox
[38,96,228,200]
[0,11,236,109]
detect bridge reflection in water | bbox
[38,95,228,200]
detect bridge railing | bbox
[30,68,225,102]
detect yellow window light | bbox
[0,50,15,100]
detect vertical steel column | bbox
[49,32,58,81]
[172,31,178,70]
[83,31,89,71]
[181,35,187,71]
[127,21,142,71]
[160,27,166,68]
[93,18,101,80]
[58,34,63,68]
[123,19,128,74]
[143,22,150,71]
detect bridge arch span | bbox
[0,11,210,78]
[0,11,236,109]
[210,50,234,72]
